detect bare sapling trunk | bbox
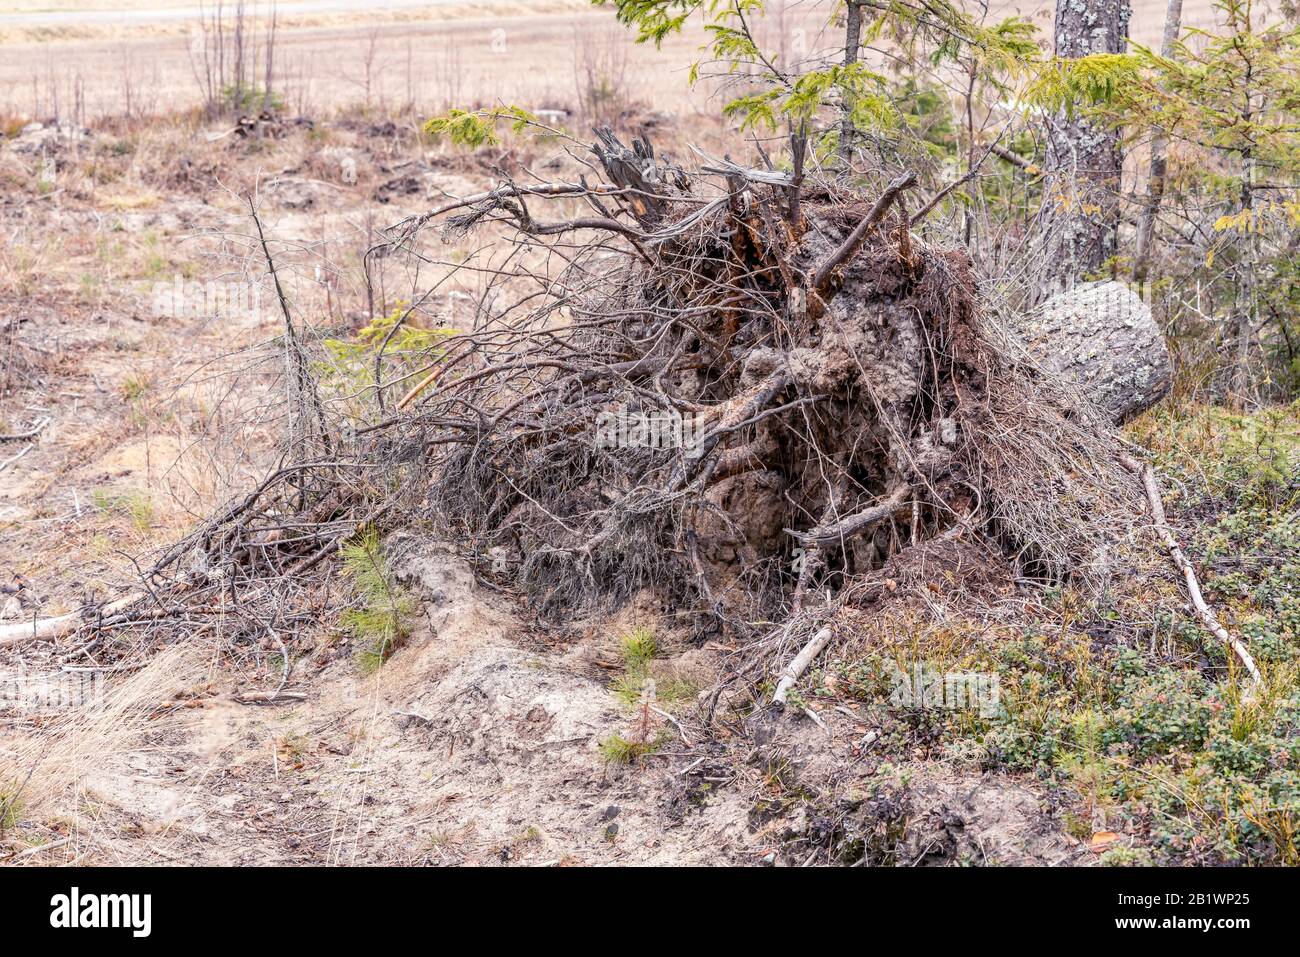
[838,1,864,164]
[1230,152,1260,405]
[1132,0,1183,291]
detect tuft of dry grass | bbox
[0,641,202,854]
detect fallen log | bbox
[1019,281,1172,423]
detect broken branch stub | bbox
[773,626,834,705]
[591,126,687,225]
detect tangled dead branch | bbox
[363,127,1141,644]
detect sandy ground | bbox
[7,535,1087,866]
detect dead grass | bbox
[0,641,203,857]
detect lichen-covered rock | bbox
[1020,281,1172,423]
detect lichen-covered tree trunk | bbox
[1035,0,1131,304]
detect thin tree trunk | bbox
[1036,0,1131,303]
[1132,0,1183,291]
[838,1,864,163]
[1227,0,1258,405]
[264,2,277,106]
[1230,145,1259,405]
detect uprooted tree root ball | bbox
[353,146,1120,628]
[396,134,1142,639]
[10,130,1147,705]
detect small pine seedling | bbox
[339,527,414,674]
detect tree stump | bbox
[1019,281,1172,424]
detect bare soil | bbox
[13,536,1081,865]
